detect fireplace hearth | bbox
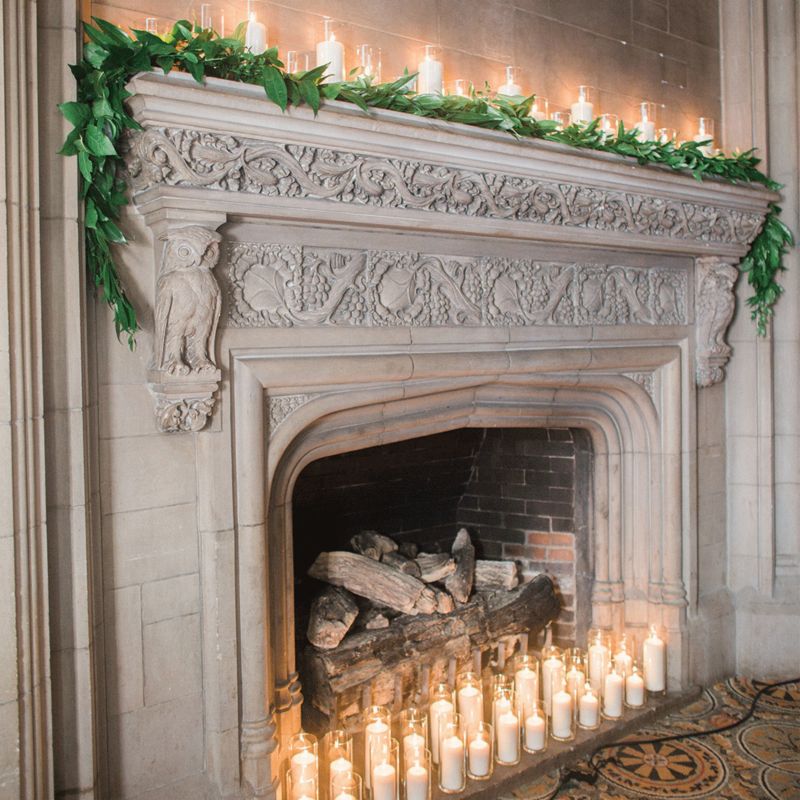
[119,70,775,798]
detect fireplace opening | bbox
[292,427,593,728]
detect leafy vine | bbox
[60,18,792,346]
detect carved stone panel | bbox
[126,127,763,248]
[224,242,689,329]
[695,256,738,388]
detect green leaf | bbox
[77,150,93,183]
[262,65,288,110]
[92,97,113,118]
[298,77,320,113]
[84,123,117,156]
[59,101,92,128]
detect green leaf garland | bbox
[61,18,793,346]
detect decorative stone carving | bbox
[695,256,738,388]
[268,394,315,430]
[148,225,224,432]
[624,372,655,401]
[225,243,689,328]
[126,127,763,247]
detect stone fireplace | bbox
[118,69,775,798]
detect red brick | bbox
[547,547,575,562]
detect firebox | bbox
[292,427,593,728]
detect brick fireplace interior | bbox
[292,426,593,723]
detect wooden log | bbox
[433,587,455,614]
[444,528,475,603]
[382,550,422,577]
[307,587,359,650]
[398,541,419,559]
[308,551,438,615]
[414,552,456,583]
[474,560,520,591]
[302,574,560,720]
[362,607,391,630]
[350,531,398,560]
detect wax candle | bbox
[524,711,546,751]
[570,85,594,124]
[497,65,522,96]
[403,732,425,766]
[637,101,657,141]
[428,693,453,764]
[468,736,490,777]
[244,12,267,55]
[439,735,464,792]
[626,668,645,707]
[514,661,539,717]
[603,670,624,719]
[551,687,573,740]
[316,19,345,82]
[417,46,443,95]
[599,113,618,138]
[615,649,633,679]
[578,685,599,728]
[541,649,564,715]
[333,793,355,800]
[372,762,396,800]
[495,710,519,764]
[405,763,428,800]
[566,664,585,698]
[588,634,609,692]
[643,627,666,692]
[290,749,316,784]
[693,117,715,155]
[364,707,391,792]
[457,683,483,734]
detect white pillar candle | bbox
[403,732,425,766]
[615,650,633,678]
[588,642,608,692]
[498,80,522,95]
[405,764,428,800]
[524,712,546,751]
[570,86,594,124]
[457,684,483,734]
[565,666,585,698]
[541,656,564,715]
[439,735,464,792]
[495,711,519,763]
[514,666,538,715]
[372,762,396,800]
[428,698,453,764]
[417,57,443,95]
[626,670,645,707]
[551,689,573,739]
[316,34,345,82]
[637,120,656,141]
[603,672,624,718]
[244,13,267,55]
[578,691,599,728]
[290,749,316,784]
[643,630,666,692]
[365,720,390,790]
[333,794,356,800]
[531,104,547,121]
[468,736,490,776]
[329,756,352,785]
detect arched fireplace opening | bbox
[292,426,593,730]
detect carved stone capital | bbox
[150,223,225,431]
[240,714,278,799]
[695,256,738,388]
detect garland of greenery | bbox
[60,18,792,346]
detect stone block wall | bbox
[90,0,720,140]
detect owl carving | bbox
[153,226,223,377]
[695,257,737,387]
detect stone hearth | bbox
[115,69,775,798]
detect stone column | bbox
[0,1,54,796]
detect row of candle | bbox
[141,5,716,152]
[285,625,667,799]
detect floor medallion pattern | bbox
[510,677,800,799]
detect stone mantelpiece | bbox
[116,71,775,799]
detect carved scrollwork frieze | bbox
[125,127,763,247]
[695,256,738,388]
[223,242,689,329]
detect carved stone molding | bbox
[126,126,763,248]
[148,224,225,432]
[695,256,738,388]
[268,394,315,431]
[225,243,689,329]
[625,372,656,401]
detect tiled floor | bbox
[510,677,800,799]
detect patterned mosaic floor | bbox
[509,677,800,799]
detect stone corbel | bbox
[695,256,738,388]
[146,213,227,432]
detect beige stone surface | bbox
[142,574,201,624]
[105,586,144,716]
[143,614,202,706]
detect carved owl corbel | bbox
[152,225,223,377]
[695,256,738,387]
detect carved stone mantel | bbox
[119,69,778,798]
